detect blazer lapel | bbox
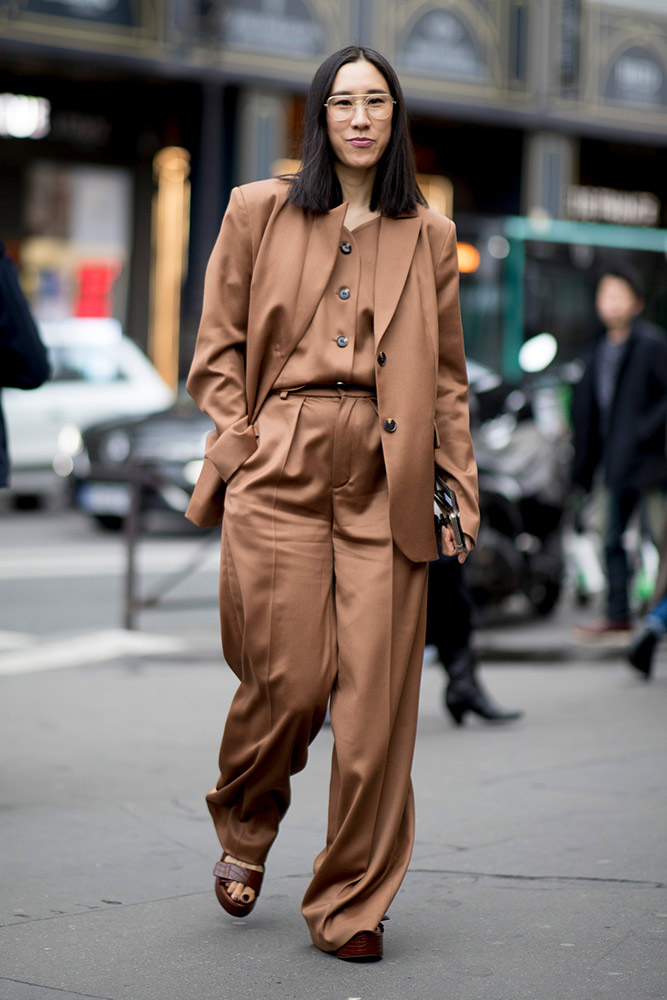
[292,202,348,343]
[374,215,422,346]
[251,202,348,420]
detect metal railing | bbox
[119,463,218,630]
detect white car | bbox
[3,318,175,503]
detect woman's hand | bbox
[440,526,473,564]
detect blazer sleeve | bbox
[432,222,480,545]
[186,187,258,483]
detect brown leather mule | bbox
[213,856,264,918]
[336,925,384,962]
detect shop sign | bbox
[566,185,660,227]
[222,0,324,56]
[0,93,50,139]
[399,9,487,81]
[604,46,667,108]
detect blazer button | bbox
[340,242,352,254]
[336,335,349,348]
[377,352,387,366]
[338,286,351,300]
[383,418,397,433]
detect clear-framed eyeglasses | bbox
[324,93,396,121]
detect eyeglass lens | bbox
[326,95,394,120]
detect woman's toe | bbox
[227,881,255,903]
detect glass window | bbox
[48,345,126,383]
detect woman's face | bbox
[325,59,393,173]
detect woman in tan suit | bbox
[186,45,479,962]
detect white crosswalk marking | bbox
[0,546,219,579]
[0,629,188,676]
[0,630,33,650]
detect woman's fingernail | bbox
[242,894,251,902]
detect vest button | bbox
[377,352,387,366]
[336,335,349,348]
[338,286,351,300]
[340,242,352,254]
[383,418,397,433]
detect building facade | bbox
[1,0,666,375]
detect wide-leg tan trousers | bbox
[206,387,429,952]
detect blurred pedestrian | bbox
[426,554,522,724]
[627,520,667,678]
[0,241,50,489]
[186,46,479,962]
[572,265,667,639]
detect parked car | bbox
[3,318,175,505]
[65,395,213,530]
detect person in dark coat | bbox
[0,241,50,488]
[572,266,667,638]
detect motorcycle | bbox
[464,335,572,617]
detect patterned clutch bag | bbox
[434,472,467,553]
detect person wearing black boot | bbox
[426,554,523,725]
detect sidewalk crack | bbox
[0,889,210,929]
[410,868,666,889]
[0,977,115,1000]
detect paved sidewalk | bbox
[1,613,666,1000]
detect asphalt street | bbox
[1,507,666,1000]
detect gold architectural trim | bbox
[552,4,667,131]
[205,0,352,63]
[200,48,322,82]
[0,0,158,45]
[374,0,513,92]
[582,7,667,108]
[397,72,535,105]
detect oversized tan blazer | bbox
[186,178,479,564]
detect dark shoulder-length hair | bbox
[286,45,426,217]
